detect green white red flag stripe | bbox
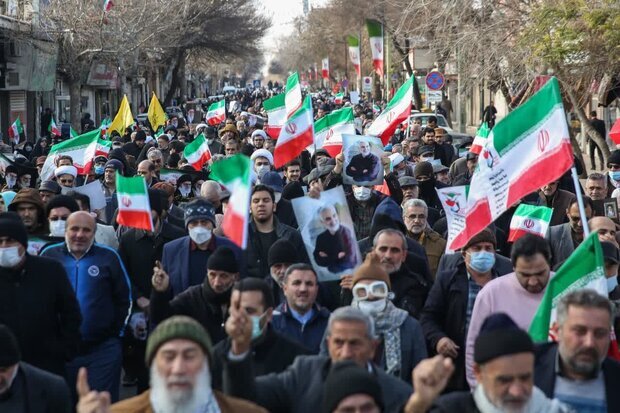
[322,58,329,79]
[99,118,111,136]
[116,173,154,232]
[470,122,490,155]
[312,107,355,157]
[347,35,361,77]
[529,232,607,342]
[183,133,212,171]
[206,100,226,126]
[48,118,61,136]
[285,72,302,119]
[263,93,286,139]
[372,104,381,114]
[366,77,414,144]
[96,138,112,157]
[210,154,251,248]
[103,0,114,11]
[508,204,553,242]
[436,186,469,253]
[40,129,101,181]
[334,93,344,105]
[366,19,384,77]
[8,118,23,144]
[451,77,573,250]
[274,95,314,168]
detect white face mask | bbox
[353,186,371,201]
[0,246,23,268]
[257,165,270,179]
[49,220,66,237]
[189,226,212,244]
[607,275,618,293]
[355,298,387,316]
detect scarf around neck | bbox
[373,301,408,376]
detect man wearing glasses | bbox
[546,197,593,269]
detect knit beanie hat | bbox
[0,325,20,367]
[323,361,383,413]
[462,228,497,251]
[184,198,216,228]
[474,313,533,365]
[104,159,124,174]
[352,252,391,289]
[207,246,239,273]
[152,182,175,198]
[413,161,434,179]
[268,239,298,267]
[608,150,620,166]
[45,194,79,217]
[148,189,164,216]
[0,212,27,248]
[145,316,213,365]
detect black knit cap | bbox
[0,325,20,367]
[45,194,79,217]
[148,189,163,216]
[474,313,534,365]
[0,212,28,248]
[413,161,434,179]
[184,198,216,228]
[268,239,298,267]
[323,361,383,413]
[207,246,238,273]
[608,150,620,166]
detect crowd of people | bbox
[0,86,619,413]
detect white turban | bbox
[250,148,274,166]
[251,129,268,140]
[54,165,78,178]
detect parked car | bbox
[408,113,472,147]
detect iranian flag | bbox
[366,77,414,144]
[70,127,79,138]
[470,122,490,155]
[274,95,314,168]
[529,232,607,342]
[206,100,226,126]
[313,107,355,157]
[366,19,384,77]
[40,129,102,181]
[96,138,112,157]
[347,35,361,77]
[104,0,113,11]
[116,173,154,232]
[264,93,286,139]
[210,155,251,248]
[508,204,553,242]
[48,118,61,136]
[373,103,381,114]
[322,58,330,80]
[334,93,344,105]
[285,72,302,119]
[451,77,573,250]
[8,118,23,144]
[99,118,111,136]
[437,186,469,253]
[183,133,212,171]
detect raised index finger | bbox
[76,367,90,398]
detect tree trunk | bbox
[69,79,82,133]
[164,48,185,105]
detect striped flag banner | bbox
[183,133,212,171]
[508,204,553,242]
[264,93,286,139]
[116,173,154,232]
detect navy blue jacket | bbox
[161,235,242,296]
[41,243,132,344]
[271,302,330,354]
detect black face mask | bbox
[417,179,435,195]
[202,278,233,305]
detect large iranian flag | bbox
[313,107,355,157]
[451,77,573,250]
[366,19,384,77]
[285,72,302,119]
[206,100,226,126]
[183,133,211,171]
[210,155,251,248]
[274,95,314,168]
[347,35,361,77]
[508,204,552,242]
[366,77,414,145]
[40,129,103,181]
[264,93,286,139]
[470,122,490,155]
[116,173,154,232]
[529,233,607,342]
[48,118,61,137]
[8,118,23,144]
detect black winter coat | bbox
[389,263,431,319]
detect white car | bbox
[408,113,472,147]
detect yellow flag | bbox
[108,95,134,136]
[148,93,167,132]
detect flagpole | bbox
[571,166,590,237]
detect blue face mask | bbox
[469,251,496,273]
[251,313,266,340]
[94,165,105,175]
[610,171,620,182]
[607,275,618,293]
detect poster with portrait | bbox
[341,134,384,186]
[292,186,362,281]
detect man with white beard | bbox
[313,205,359,273]
[76,316,266,413]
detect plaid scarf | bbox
[373,301,408,375]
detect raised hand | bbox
[76,367,111,413]
[151,260,169,292]
[403,356,455,413]
[225,289,252,355]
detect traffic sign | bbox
[362,77,372,92]
[425,71,445,91]
[427,90,442,103]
